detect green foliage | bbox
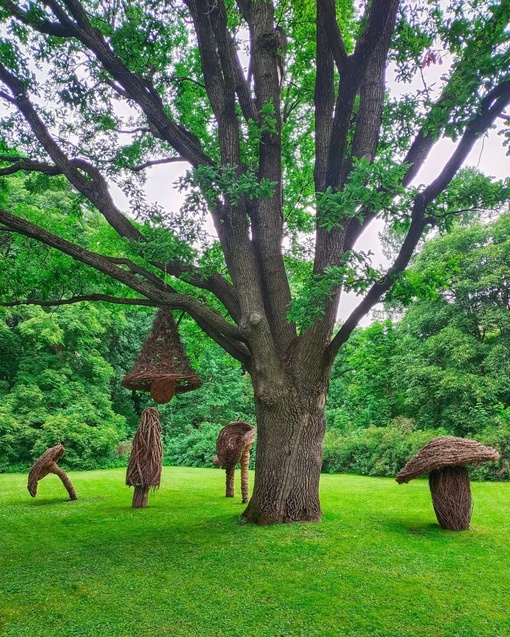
[192,164,277,207]
[325,212,510,479]
[326,321,402,431]
[288,253,380,329]
[317,157,411,230]
[164,422,224,468]
[0,305,128,471]
[322,418,446,476]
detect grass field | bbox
[1,467,509,637]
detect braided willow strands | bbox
[122,308,201,403]
[27,444,77,500]
[396,436,499,531]
[240,446,251,504]
[396,436,500,484]
[429,466,472,531]
[126,407,162,508]
[225,464,236,498]
[212,422,256,501]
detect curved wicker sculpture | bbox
[126,407,163,508]
[396,436,500,530]
[27,444,77,500]
[122,307,202,404]
[212,421,256,503]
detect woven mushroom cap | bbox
[214,421,256,467]
[27,444,65,496]
[122,308,201,403]
[396,436,500,484]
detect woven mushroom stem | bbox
[126,408,163,508]
[429,466,472,531]
[27,444,77,500]
[396,436,500,484]
[122,308,201,403]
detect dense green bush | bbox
[322,418,447,477]
[322,417,508,481]
[164,421,257,469]
[164,422,225,468]
[0,305,129,471]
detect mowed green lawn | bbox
[1,467,509,637]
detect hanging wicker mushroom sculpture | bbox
[122,307,202,404]
[126,407,163,508]
[27,444,77,501]
[396,436,500,531]
[212,421,256,503]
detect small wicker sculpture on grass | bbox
[122,307,201,404]
[212,421,256,503]
[126,407,163,508]
[396,436,500,530]
[27,444,77,501]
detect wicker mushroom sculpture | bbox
[396,436,500,530]
[126,407,163,508]
[122,307,201,404]
[212,421,256,503]
[27,444,77,501]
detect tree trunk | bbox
[242,377,327,524]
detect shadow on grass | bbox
[384,516,470,535]
[22,498,78,507]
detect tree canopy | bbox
[0,0,509,523]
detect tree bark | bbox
[243,374,327,524]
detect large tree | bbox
[0,1,509,523]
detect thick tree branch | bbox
[2,0,75,36]
[130,157,188,172]
[0,63,240,315]
[227,32,259,123]
[105,257,177,292]
[317,0,348,76]
[0,295,156,307]
[242,2,295,351]
[0,62,144,241]
[185,0,229,127]
[0,158,62,177]
[343,68,510,254]
[348,4,397,168]
[422,80,510,203]
[314,0,335,193]
[329,80,510,358]
[0,206,250,362]
[325,0,399,190]
[13,0,214,167]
